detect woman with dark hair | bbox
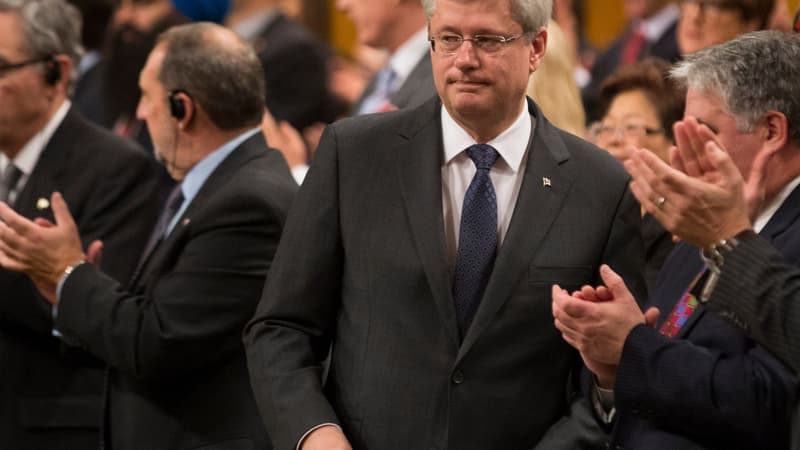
[593,58,686,292]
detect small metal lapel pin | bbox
[36,197,49,210]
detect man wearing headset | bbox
[0,0,161,448]
[0,21,297,449]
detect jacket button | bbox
[451,369,464,385]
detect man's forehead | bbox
[0,13,27,59]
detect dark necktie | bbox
[139,185,184,266]
[0,163,22,204]
[452,144,500,336]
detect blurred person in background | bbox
[592,58,685,292]
[69,0,114,120]
[171,0,230,23]
[527,20,586,137]
[225,0,343,132]
[93,0,186,151]
[583,0,681,122]
[677,0,773,55]
[340,0,436,115]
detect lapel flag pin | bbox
[36,197,49,210]
[542,177,552,187]
[181,218,191,226]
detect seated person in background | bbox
[591,58,685,291]
[677,0,773,55]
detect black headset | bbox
[44,55,60,86]
[168,90,189,120]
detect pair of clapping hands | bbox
[551,117,769,387]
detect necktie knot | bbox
[0,163,23,203]
[467,144,499,171]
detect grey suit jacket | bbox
[245,97,646,450]
[352,52,436,114]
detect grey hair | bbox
[0,0,83,96]
[421,0,552,35]
[671,30,800,144]
[157,23,266,130]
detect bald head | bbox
[156,22,266,130]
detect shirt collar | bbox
[441,99,531,173]
[179,127,261,203]
[637,4,679,42]
[1,100,71,176]
[754,174,800,233]
[387,28,430,88]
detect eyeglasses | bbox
[428,33,524,54]
[0,57,48,78]
[592,121,665,141]
[677,0,742,15]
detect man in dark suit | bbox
[0,1,160,448]
[0,22,297,450]
[244,0,646,448]
[340,0,436,115]
[553,30,800,449]
[225,0,342,132]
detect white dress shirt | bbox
[440,99,533,269]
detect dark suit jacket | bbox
[54,133,297,450]
[253,12,342,130]
[0,107,160,449]
[642,212,675,294]
[610,185,800,449]
[244,97,647,450]
[352,52,436,115]
[582,20,681,122]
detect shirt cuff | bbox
[297,423,341,450]
[52,261,85,337]
[591,376,616,424]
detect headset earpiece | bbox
[169,90,187,120]
[44,55,60,86]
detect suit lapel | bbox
[130,133,270,291]
[459,101,574,357]
[760,184,800,243]
[390,53,432,108]
[395,99,460,346]
[13,108,80,219]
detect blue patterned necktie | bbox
[453,144,500,337]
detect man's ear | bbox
[529,26,548,73]
[762,110,789,155]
